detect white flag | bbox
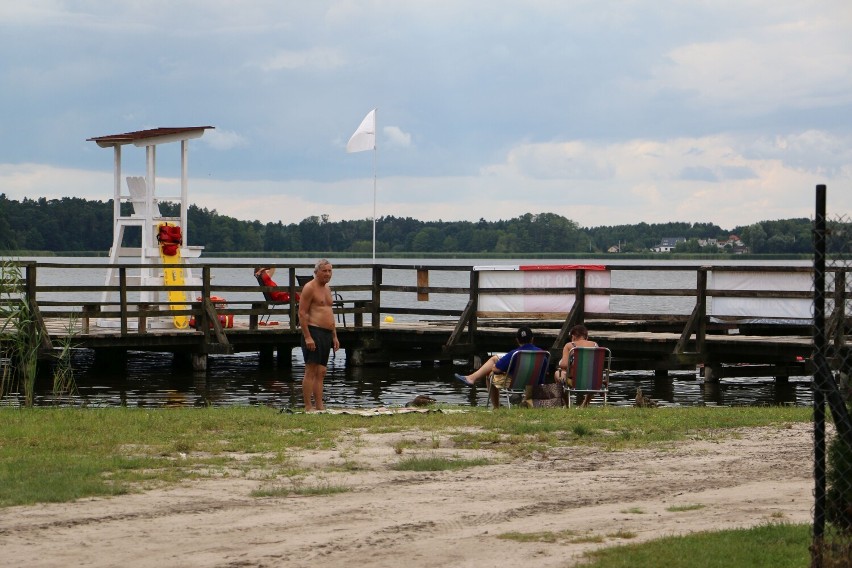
[346,109,376,153]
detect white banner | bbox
[709,270,812,319]
[476,266,610,315]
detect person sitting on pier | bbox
[555,324,599,407]
[254,267,299,303]
[453,326,544,408]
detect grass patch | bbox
[251,480,350,498]
[581,522,810,568]
[498,529,635,544]
[392,455,490,472]
[667,503,706,512]
[608,529,638,539]
[573,423,596,437]
[621,507,646,514]
[393,439,418,454]
[499,529,578,543]
[0,405,811,507]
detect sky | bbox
[1,1,851,231]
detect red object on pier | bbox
[157,224,183,256]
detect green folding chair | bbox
[563,347,612,407]
[486,349,550,408]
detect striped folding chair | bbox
[564,347,612,407]
[486,349,550,408]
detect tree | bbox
[0,193,818,254]
[411,227,443,252]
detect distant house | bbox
[651,237,685,253]
[719,234,749,254]
[607,245,621,253]
[718,234,739,247]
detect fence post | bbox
[417,268,429,301]
[23,262,52,350]
[119,266,128,336]
[371,265,382,327]
[553,268,585,349]
[813,183,827,560]
[469,268,479,342]
[675,266,707,356]
[288,267,298,331]
[200,266,212,341]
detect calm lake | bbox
[21,256,814,409]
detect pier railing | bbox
[8,260,848,360]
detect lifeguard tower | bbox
[87,126,214,329]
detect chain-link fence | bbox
[812,185,852,567]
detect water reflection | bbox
[27,349,813,409]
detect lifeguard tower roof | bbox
[87,126,214,148]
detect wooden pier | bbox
[7,261,851,381]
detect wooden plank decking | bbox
[40,314,819,380]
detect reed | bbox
[0,261,77,406]
[48,314,78,403]
[0,261,39,405]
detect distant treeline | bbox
[0,194,814,255]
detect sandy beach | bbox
[0,422,813,568]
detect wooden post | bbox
[24,263,53,350]
[259,346,274,368]
[191,353,207,371]
[467,268,480,367]
[675,266,707,355]
[354,301,364,328]
[200,266,212,341]
[417,268,429,301]
[119,266,128,336]
[704,363,722,383]
[277,346,292,367]
[82,304,98,334]
[288,266,298,331]
[138,303,149,334]
[371,264,382,327]
[696,267,708,353]
[249,302,261,330]
[553,269,585,349]
[468,269,479,342]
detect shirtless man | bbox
[298,259,340,411]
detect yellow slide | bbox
[158,223,189,329]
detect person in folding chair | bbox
[555,324,599,407]
[453,326,545,408]
[254,267,299,303]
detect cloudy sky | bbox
[1,1,850,230]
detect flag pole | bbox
[372,109,377,263]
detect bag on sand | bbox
[522,382,565,408]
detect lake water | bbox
[18,256,814,409]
